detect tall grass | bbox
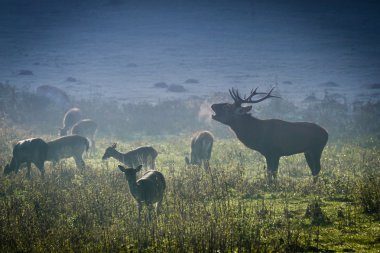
[0,131,379,252]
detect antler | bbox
[229,87,279,106]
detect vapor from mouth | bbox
[198,100,214,125]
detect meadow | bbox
[0,83,380,252]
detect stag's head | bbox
[102,143,117,160]
[211,87,279,124]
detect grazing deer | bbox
[59,107,82,136]
[118,164,166,222]
[211,87,328,181]
[70,119,98,155]
[185,131,214,170]
[46,135,89,169]
[102,144,157,170]
[3,138,48,178]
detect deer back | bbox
[136,170,166,204]
[124,146,158,167]
[70,119,97,137]
[46,135,89,161]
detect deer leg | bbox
[304,149,322,176]
[137,203,142,223]
[36,161,45,179]
[156,199,163,216]
[204,160,210,171]
[265,156,280,183]
[74,156,85,170]
[26,162,32,179]
[147,204,154,223]
[91,139,96,156]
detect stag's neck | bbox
[229,115,264,150]
[110,149,128,164]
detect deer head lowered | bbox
[185,131,214,170]
[211,87,328,182]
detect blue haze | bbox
[0,0,379,104]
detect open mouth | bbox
[210,104,220,120]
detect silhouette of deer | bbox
[70,119,98,155]
[59,107,82,136]
[185,131,214,170]
[211,87,328,182]
[46,135,89,169]
[102,143,157,170]
[118,164,166,222]
[4,138,48,178]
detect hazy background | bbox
[1,0,380,104]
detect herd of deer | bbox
[2,87,328,220]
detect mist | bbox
[1,0,380,104]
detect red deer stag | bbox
[185,131,214,170]
[3,138,48,178]
[102,144,157,170]
[118,164,166,222]
[211,87,328,181]
[59,107,82,136]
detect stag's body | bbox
[4,138,48,178]
[102,144,157,169]
[71,119,97,154]
[118,165,166,221]
[46,135,89,169]
[185,131,214,170]
[211,87,328,181]
[59,107,82,136]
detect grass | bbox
[1,126,380,252]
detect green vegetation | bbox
[1,83,380,252]
[0,125,379,252]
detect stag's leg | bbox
[265,156,280,183]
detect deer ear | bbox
[235,106,252,115]
[135,165,143,172]
[118,165,127,173]
[111,143,117,148]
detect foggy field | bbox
[0,88,380,252]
